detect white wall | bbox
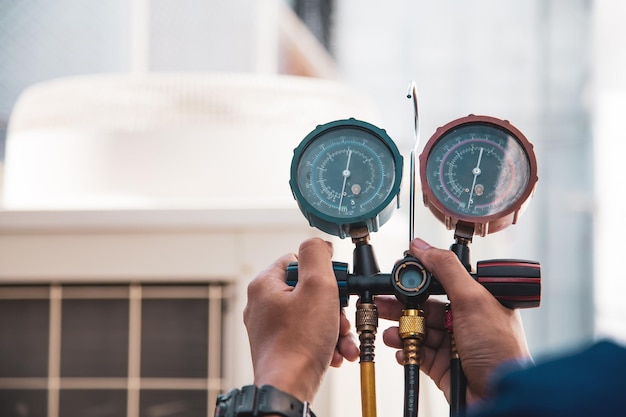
[592,1,626,343]
[0,208,326,413]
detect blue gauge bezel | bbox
[289,118,404,238]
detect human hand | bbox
[244,238,359,403]
[379,238,531,403]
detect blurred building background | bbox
[0,0,624,416]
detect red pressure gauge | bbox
[419,115,538,236]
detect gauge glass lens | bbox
[296,127,397,219]
[426,124,531,218]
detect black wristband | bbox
[214,384,316,417]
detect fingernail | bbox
[411,238,431,250]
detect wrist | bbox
[254,364,320,404]
[487,356,534,393]
[253,351,325,403]
[214,384,316,417]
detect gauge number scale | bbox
[290,119,403,238]
[420,115,538,235]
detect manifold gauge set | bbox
[286,84,541,417]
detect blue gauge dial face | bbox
[425,124,531,218]
[294,126,400,221]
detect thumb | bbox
[409,238,485,305]
[295,238,337,295]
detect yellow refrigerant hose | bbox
[360,361,377,417]
[356,302,378,417]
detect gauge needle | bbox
[338,150,353,212]
[467,147,484,209]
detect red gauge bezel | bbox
[419,115,538,236]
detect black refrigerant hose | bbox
[446,305,467,416]
[403,363,420,417]
[449,356,467,416]
[399,309,425,417]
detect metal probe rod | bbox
[406,81,420,244]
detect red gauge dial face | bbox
[420,116,537,233]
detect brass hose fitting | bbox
[399,309,426,366]
[357,302,379,417]
[356,302,378,363]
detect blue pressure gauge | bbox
[289,118,403,238]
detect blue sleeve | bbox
[466,340,626,417]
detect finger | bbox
[295,238,335,293]
[330,350,344,368]
[261,253,298,283]
[410,239,485,305]
[394,349,404,366]
[377,294,448,328]
[382,321,447,352]
[422,298,448,330]
[380,298,447,350]
[382,326,402,349]
[420,345,452,397]
[246,252,297,301]
[422,327,448,351]
[389,335,452,392]
[339,309,351,336]
[337,333,359,362]
[337,310,359,363]
[376,296,404,321]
